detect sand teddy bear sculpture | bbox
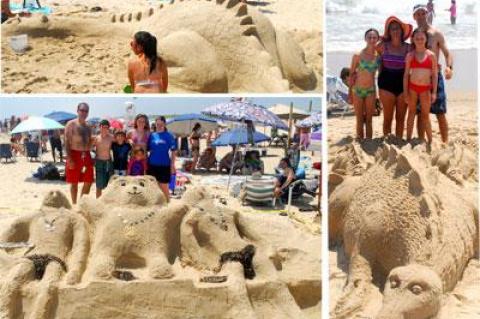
[79,175,207,281]
[329,144,479,319]
[0,190,89,319]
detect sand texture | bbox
[1,0,323,93]
[328,94,479,319]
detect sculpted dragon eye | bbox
[390,278,400,289]
[410,284,423,295]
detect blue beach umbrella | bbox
[212,128,270,147]
[166,113,218,137]
[11,116,64,134]
[44,111,77,124]
[202,99,288,130]
[296,112,321,128]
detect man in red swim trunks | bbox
[65,103,94,204]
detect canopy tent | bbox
[44,111,77,124]
[166,113,218,137]
[212,127,270,146]
[202,99,288,130]
[268,104,309,121]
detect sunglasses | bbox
[78,109,89,113]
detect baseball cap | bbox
[413,4,428,14]
[100,119,110,127]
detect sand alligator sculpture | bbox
[329,143,478,319]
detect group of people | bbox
[64,103,177,204]
[346,4,453,145]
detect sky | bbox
[0,96,321,119]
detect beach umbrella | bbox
[44,111,77,124]
[296,112,321,128]
[108,119,124,130]
[166,113,218,137]
[11,116,64,134]
[268,104,309,120]
[87,117,101,126]
[212,127,270,146]
[202,99,288,130]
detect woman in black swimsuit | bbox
[189,123,202,171]
[377,16,412,138]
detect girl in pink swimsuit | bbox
[128,114,150,151]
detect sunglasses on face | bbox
[78,109,89,113]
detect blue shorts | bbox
[95,159,113,190]
[416,72,447,115]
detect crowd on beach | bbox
[338,3,455,146]
[1,102,320,209]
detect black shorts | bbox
[378,68,405,97]
[147,164,171,184]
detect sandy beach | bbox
[328,91,479,318]
[1,0,323,93]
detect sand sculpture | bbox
[0,191,89,319]
[2,0,317,93]
[329,142,479,319]
[110,0,317,92]
[0,178,320,318]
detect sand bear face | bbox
[100,176,166,206]
[42,190,72,209]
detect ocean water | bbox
[327,0,478,52]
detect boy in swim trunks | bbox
[65,103,94,204]
[94,120,114,198]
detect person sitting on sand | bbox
[128,146,147,176]
[274,157,296,199]
[348,28,380,140]
[10,136,23,155]
[197,147,217,171]
[404,28,438,145]
[94,120,114,198]
[128,31,168,93]
[218,146,242,174]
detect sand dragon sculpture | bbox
[329,142,478,319]
[0,177,320,318]
[2,0,317,93]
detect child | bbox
[94,120,114,198]
[349,28,380,140]
[112,130,132,176]
[404,28,438,145]
[128,147,148,176]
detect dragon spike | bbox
[239,16,254,25]
[110,14,116,23]
[216,0,226,4]
[148,8,154,16]
[119,13,125,23]
[226,0,241,8]
[135,11,142,21]
[236,3,248,16]
[408,169,424,196]
[242,26,258,36]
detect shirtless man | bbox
[94,120,114,198]
[413,4,453,143]
[65,103,94,204]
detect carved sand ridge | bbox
[0,177,320,318]
[1,0,319,93]
[329,141,478,319]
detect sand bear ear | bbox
[146,175,157,184]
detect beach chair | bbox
[242,176,276,207]
[25,142,40,162]
[0,144,14,163]
[285,178,319,212]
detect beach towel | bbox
[10,3,52,15]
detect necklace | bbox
[117,211,156,227]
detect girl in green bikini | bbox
[348,28,380,140]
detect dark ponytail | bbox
[134,31,160,74]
